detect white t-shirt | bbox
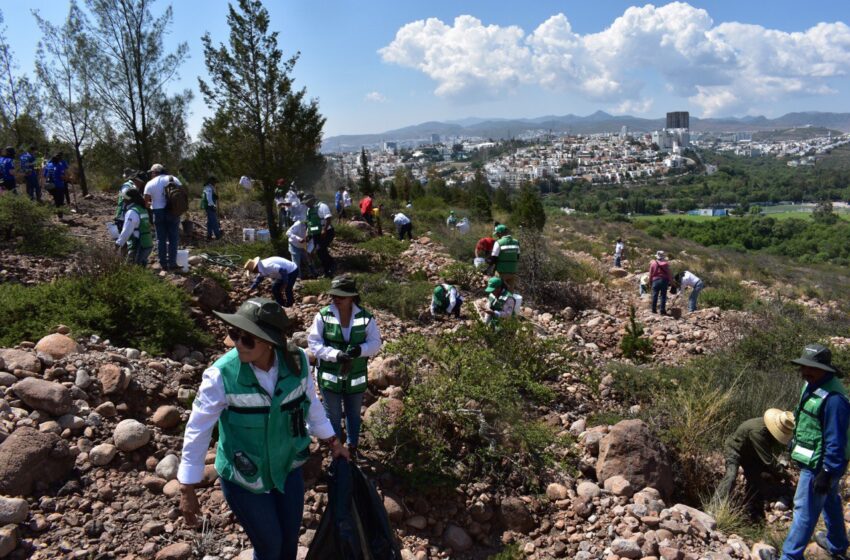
[258,257,299,278]
[615,242,624,257]
[239,176,252,190]
[342,191,352,207]
[393,213,411,226]
[143,174,180,210]
[680,271,702,289]
[287,221,308,249]
[317,202,332,222]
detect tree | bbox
[83,0,191,170]
[812,200,838,225]
[34,3,98,195]
[199,0,325,238]
[511,183,546,230]
[494,180,512,212]
[358,147,372,196]
[0,9,41,146]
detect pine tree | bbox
[359,147,373,196]
[510,182,546,231]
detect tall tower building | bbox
[666,111,690,129]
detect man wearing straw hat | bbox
[713,409,794,519]
[244,256,299,308]
[780,344,850,560]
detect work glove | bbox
[347,345,362,358]
[813,470,833,494]
[336,352,352,365]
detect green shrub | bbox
[379,320,570,489]
[439,262,482,291]
[194,266,232,291]
[334,222,371,243]
[0,195,75,256]
[488,544,523,560]
[359,273,432,320]
[646,224,665,239]
[358,236,409,267]
[620,306,653,362]
[0,266,210,354]
[698,286,750,310]
[299,278,331,297]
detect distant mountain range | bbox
[322,111,850,152]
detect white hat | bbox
[763,408,795,445]
[149,163,165,174]
[655,250,667,260]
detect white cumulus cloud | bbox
[378,2,850,115]
[365,91,387,103]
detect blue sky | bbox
[5,1,850,138]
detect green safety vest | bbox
[487,290,515,326]
[307,207,321,236]
[126,203,152,250]
[200,185,218,210]
[213,347,312,494]
[791,376,850,469]
[115,181,134,220]
[432,284,454,313]
[317,306,372,394]
[495,236,520,274]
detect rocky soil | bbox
[0,192,843,559]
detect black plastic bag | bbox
[307,458,402,560]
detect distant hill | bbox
[752,127,844,142]
[323,111,850,153]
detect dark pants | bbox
[51,186,66,208]
[651,278,669,314]
[128,245,153,267]
[2,177,15,194]
[362,213,373,226]
[206,207,222,239]
[321,388,364,447]
[396,222,413,240]
[220,469,304,560]
[714,457,775,518]
[25,175,39,201]
[316,228,336,277]
[271,270,298,307]
[153,208,180,269]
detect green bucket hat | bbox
[328,275,359,297]
[494,224,508,236]
[791,343,838,374]
[484,276,503,293]
[213,298,289,348]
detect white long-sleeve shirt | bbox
[203,185,216,208]
[342,191,352,208]
[307,303,382,363]
[489,295,516,319]
[287,221,308,249]
[177,349,335,485]
[289,202,308,223]
[614,242,624,257]
[256,257,298,279]
[317,202,332,224]
[115,207,141,247]
[393,213,411,226]
[679,271,702,289]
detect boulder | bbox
[0,525,17,557]
[610,538,642,559]
[596,419,673,501]
[89,443,118,466]
[499,496,535,533]
[371,356,405,386]
[383,494,404,523]
[155,454,180,481]
[34,334,80,360]
[151,405,181,429]
[113,419,151,452]
[609,267,629,279]
[0,349,39,374]
[97,364,126,396]
[0,497,28,525]
[603,475,634,497]
[11,378,72,416]
[546,483,569,500]
[363,398,404,447]
[576,481,601,500]
[0,427,74,496]
[155,543,192,560]
[672,503,717,531]
[443,524,472,552]
[194,277,229,311]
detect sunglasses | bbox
[227,328,256,349]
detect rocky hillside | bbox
[0,192,840,560]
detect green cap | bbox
[213,298,289,348]
[791,343,838,374]
[494,224,508,236]
[485,276,503,293]
[328,275,359,297]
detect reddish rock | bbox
[596,419,674,501]
[98,364,126,395]
[0,427,74,496]
[155,542,192,560]
[151,405,181,429]
[34,333,80,359]
[11,378,72,416]
[0,349,39,374]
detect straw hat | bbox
[243,257,260,277]
[763,408,795,445]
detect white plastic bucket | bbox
[513,293,523,311]
[473,257,485,269]
[243,228,256,242]
[106,222,119,240]
[256,229,270,242]
[176,249,190,272]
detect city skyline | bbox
[4,1,850,137]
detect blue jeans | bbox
[220,469,304,560]
[651,278,669,314]
[689,280,705,312]
[320,389,364,447]
[25,175,40,201]
[614,254,622,268]
[272,270,298,307]
[288,244,307,278]
[206,207,222,239]
[128,245,152,267]
[781,467,848,559]
[153,209,180,269]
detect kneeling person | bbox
[431,282,463,318]
[483,276,516,327]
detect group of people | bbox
[617,244,705,315]
[0,146,72,212]
[274,183,336,279]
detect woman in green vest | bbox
[178,298,348,560]
[114,187,153,267]
[308,275,383,458]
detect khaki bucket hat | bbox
[763,408,795,445]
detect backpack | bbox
[165,176,189,217]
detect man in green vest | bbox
[490,224,520,291]
[713,409,794,520]
[431,282,463,318]
[483,276,516,328]
[177,298,347,559]
[115,187,153,267]
[780,344,850,560]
